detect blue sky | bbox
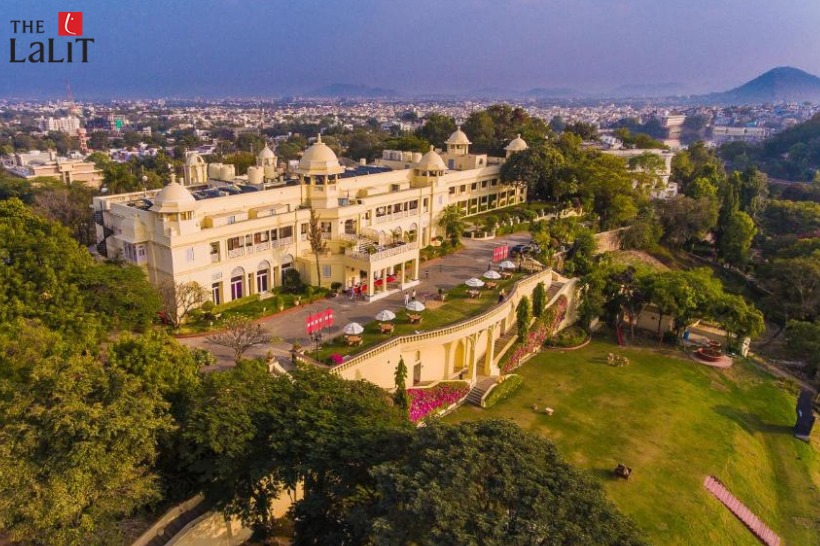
[2,0,820,98]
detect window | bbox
[300,223,309,235]
[227,237,241,251]
[230,276,243,300]
[137,246,146,260]
[210,241,220,255]
[244,234,253,247]
[270,229,278,241]
[186,247,195,262]
[471,182,477,191]
[211,282,221,305]
[460,185,466,193]
[409,200,418,210]
[254,231,269,244]
[449,187,456,195]
[227,215,236,225]
[322,265,331,278]
[280,226,293,238]
[256,271,269,293]
[320,221,332,236]
[481,180,488,188]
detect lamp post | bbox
[311,329,323,358]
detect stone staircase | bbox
[466,376,499,407]
[704,476,780,546]
[493,329,518,362]
[140,498,211,546]
[546,280,564,301]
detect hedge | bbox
[483,374,523,408]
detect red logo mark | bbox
[58,12,83,36]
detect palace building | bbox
[92,129,528,307]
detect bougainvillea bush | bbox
[500,319,551,374]
[408,381,470,423]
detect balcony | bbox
[227,247,246,259]
[374,209,417,224]
[210,253,220,263]
[347,241,418,263]
[272,236,294,248]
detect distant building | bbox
[37,116,81,134]
[602,148,677,199]
[93,130,528,308]
[5,150,103,188]
[711,126,771,145]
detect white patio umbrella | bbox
[465,277,485,288]
[483,269,502,280]
[342,322,365,335]
[498,260,516,270]
[405,300,426,312]
[375,309,397,322]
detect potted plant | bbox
[330,282,343,297]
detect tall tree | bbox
[158,280,208,327]
[393,358,410,415]
[436,204,465,246]
[517,295,531,338]
[308,207,327,288]
[415,114,456,149]
[532,282,546,318]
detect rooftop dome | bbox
[150,181,197,213]
[505,134,528,152]
[298,134,343,175]
[415,146,447,172]
[258,144,275,159]
[185,152,205,165]
[445,126,471,146]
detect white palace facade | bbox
[92,128,528,307]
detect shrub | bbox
[282,268,304,294]
[517,296,531,338]
[272,295,285,311]
[190,347,217,367]
[201,300,215,312]
[305,285,315,298]
[330,281,343,293]
[483,375,523,408]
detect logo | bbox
[9,13,94,63]
[58,12,82,36]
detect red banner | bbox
[492,245,509,262]
[306,309,334,335]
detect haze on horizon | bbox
[3,0,820,99]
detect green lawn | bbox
[446,339,820,546]
[312,275,523,362]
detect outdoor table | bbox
[468,289,481,299]
[408,314,422,324]
[485,281,498,290]
[500,272,512,279]
[345,335,363,346]
[379,322,395,334]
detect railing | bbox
[347,241,418,262]
[272,236,294,248]
[228,247,245,259]
[210,253,220,263]
[255,242,270,252]
[331,268,552,374]
[374,209,417,224]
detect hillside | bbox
[707,66,820,104]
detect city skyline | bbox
[3,0,820,98]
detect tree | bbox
[762,200,820,236]
[564,121,599,140]
[369,420,647,546]
[206,316,273,362]
[657,196,718,248]
[415,114,456,148]
[0,321,173,545]
[759,257,820,326]
[710,293,765,345]
[34,185,97,246]
[621,208,662,250]
[0,175,35,203]
[517,295,531,338]
[393,358,410,414]
[158,280,208,327]
[308,208,327,288]
[436,204,465,246]
[785,320,820,378]
[77,263,162,332]
[532,282,546,318]
[717,210,757,266]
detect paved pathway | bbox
[703,476,781,546]
[179,233,531,370]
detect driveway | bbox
[178,233,532,370]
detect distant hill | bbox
[308,83,399,98]
[524,87,582,98]
[611,82,687,98]
[706,67,820,104]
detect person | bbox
[426,269,430,279]
[498,288,505,303]
[404,291,410,306]
[411,289,416,300]
[488,262,493,271]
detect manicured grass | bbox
[312,275,523,363]
[446,339,820,546]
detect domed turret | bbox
[445,125,471,156]
[183,151,207,185]
[257,143,277,179]
[298,134,343,177]
[504,134,528,157]
[414,145,447,175]
[150,179,198,213]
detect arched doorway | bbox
[230,266,245,301]
[257,260,271,293]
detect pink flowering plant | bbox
[407,381,470,423]
[499,297,568,375]
[329,353,344,365]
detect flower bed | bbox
[500,320,551,374]
[408,381,470,423]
